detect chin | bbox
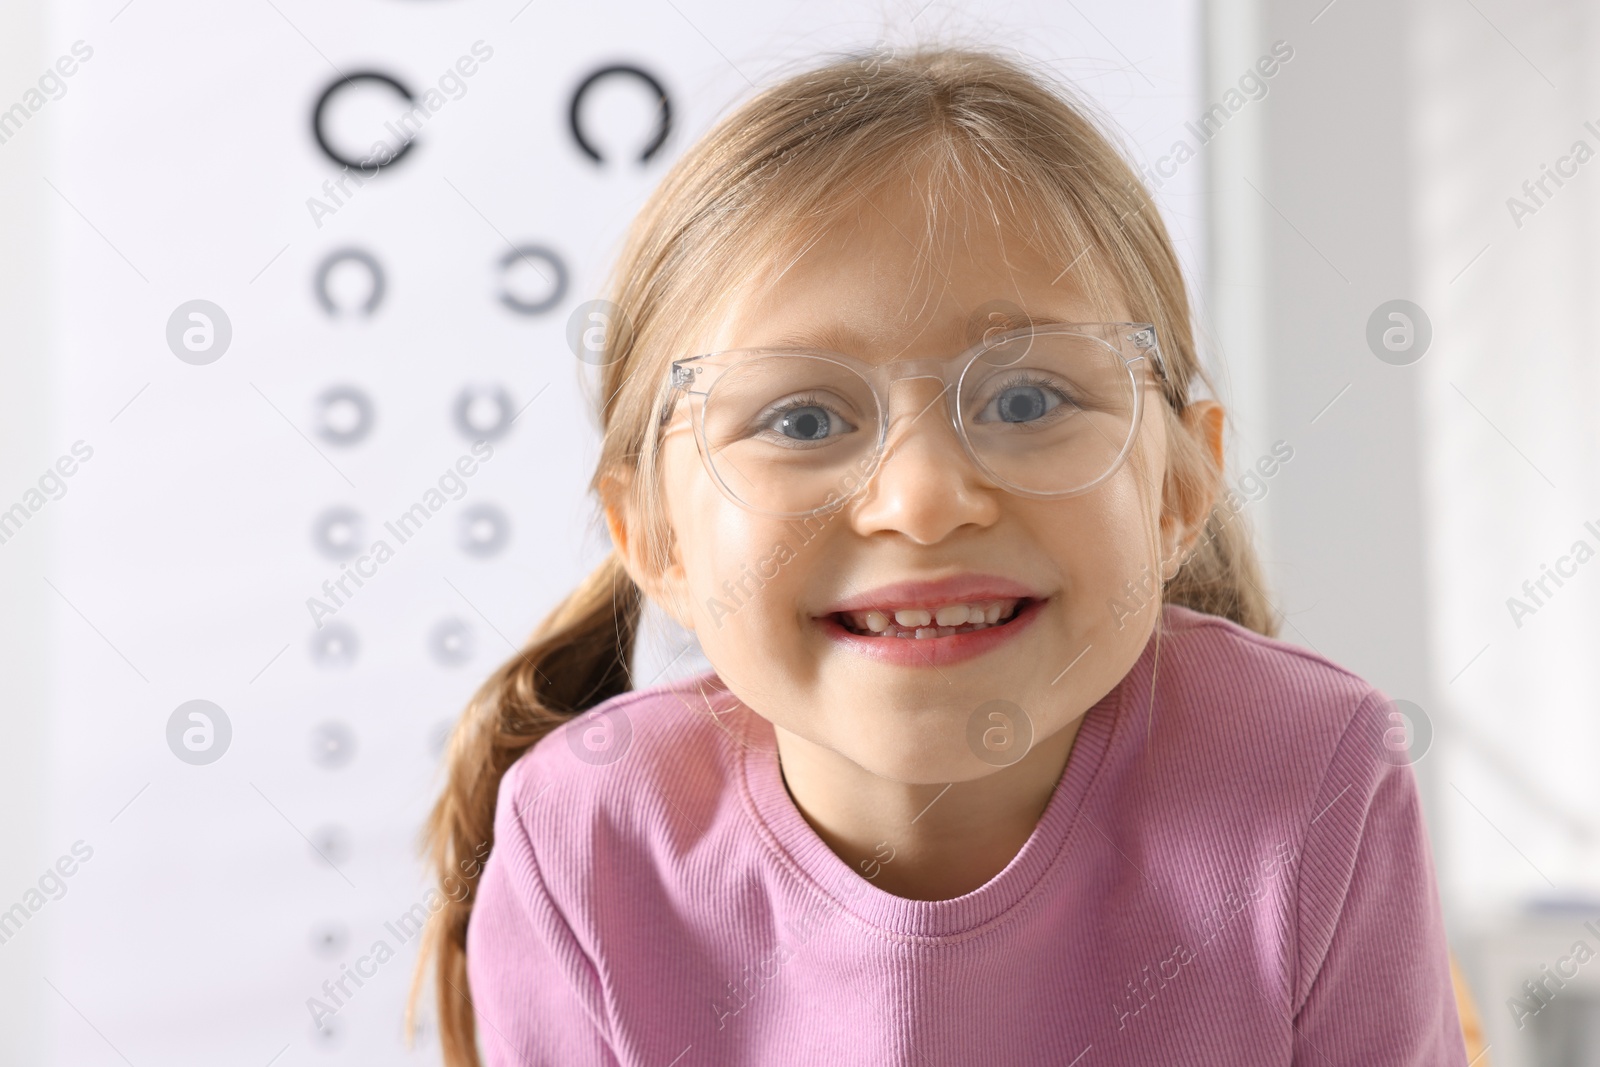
[839,747,994,786]
[812,707,1025,785]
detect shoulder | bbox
[468,678,749,1056]
[1137,609,1437,1007]
[497,666,750,804]
[1156,603,1380,703]
[491,668,755,883]
[1151,603,1393,755]
[1123,605,1405,852]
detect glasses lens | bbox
[958,331,1138,495]
[700,353,879,514]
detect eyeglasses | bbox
[659,321,1170,518]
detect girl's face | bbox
[631,185,1210,785]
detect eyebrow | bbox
[760,323,871,352]
[972,310,1079,337]
[757,311,1076,354]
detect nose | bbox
[848,378,1002,544]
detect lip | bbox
[818,574,1045,615]
[816,594,1048,668]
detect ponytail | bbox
[408,551,641,1065]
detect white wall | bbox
[1231,0,1600,1060]
[0,3,56,1064]
[1414,0,1600,1061]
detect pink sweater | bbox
[465,605,1467,1065]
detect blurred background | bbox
[1,0,1596,1063]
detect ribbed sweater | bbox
[465,604,1467,1065]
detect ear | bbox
[599,470,697,632]
[1159,399,1226,578]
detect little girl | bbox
[412,46,1469,1066]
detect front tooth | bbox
[895,608,932,628]
[864,610,890,632]
[934,604,970,626]
[914,627,938,639]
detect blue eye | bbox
[980,376,1071,424]
[756,395,858,446]
[996,386,1052,423]
[776,405,836,440]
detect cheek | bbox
[1090,419,1171,576]
[1037,473,1158,592]
[663,443,816,675]
[1004,468,1163,746]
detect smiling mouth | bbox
[832,598,1032,639]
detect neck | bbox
[770,715,1085,901]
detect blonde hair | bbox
[410,43,1277,1064]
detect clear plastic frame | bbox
[658,321,1171,519]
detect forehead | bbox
[701,174,1123,360]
